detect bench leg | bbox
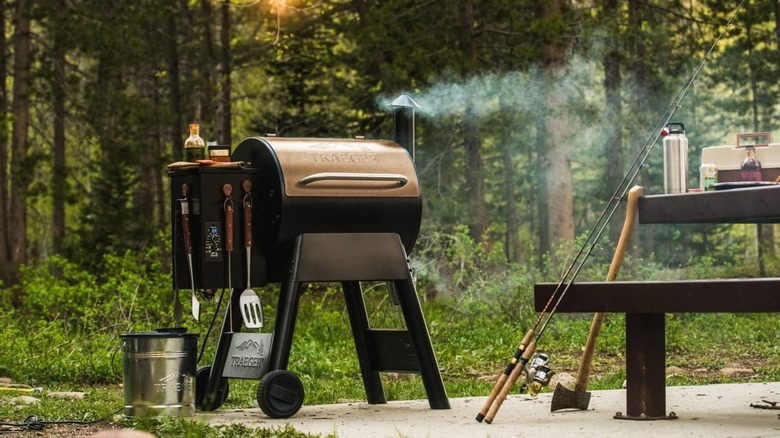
[615,313,677,421]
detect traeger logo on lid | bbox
[306,142,379,163]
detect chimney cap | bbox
[388,94,420,109]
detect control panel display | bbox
[204,222,223,261]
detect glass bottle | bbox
[740,146,762,182]
[184,123,206,162]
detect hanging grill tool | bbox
[180,184,200,321]
[222,183,235,329]
[239,179,264,328]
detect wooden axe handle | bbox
[573,185,643,393]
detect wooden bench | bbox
[534,279,780,419]
[534,185,780,420]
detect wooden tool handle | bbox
[182,212,192,255]
[181,184,192,255]
[573,185,643,392]
[223,184,234,253]
[606,185,643,282]
[485,341,537,424]
[242,180,252,249]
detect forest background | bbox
[0,1,777,431]
[1,0,779,293]
[0,0,774,334]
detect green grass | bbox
[0,291,777,436]
[0,241,778,437]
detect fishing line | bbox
[534,0,747,341]
[481,0,748,423]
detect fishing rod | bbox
[477,0,747,424]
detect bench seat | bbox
[534,279,780,420]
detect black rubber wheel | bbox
[195,366,230,411]
[257,370,304,418]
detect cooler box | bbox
[701,140,780,183]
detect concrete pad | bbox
[200,382,780,437]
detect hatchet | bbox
[550,185,643,412]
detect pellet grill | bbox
[168,95,449,418]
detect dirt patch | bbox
[0,424,126,437]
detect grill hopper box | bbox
[170,136,423,287]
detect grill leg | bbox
[342,280,387,404]
[269,280,303,371]
[393,279,450,409]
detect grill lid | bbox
[261,137,420,198]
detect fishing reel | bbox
[519,353,555,397]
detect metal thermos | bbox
[662,122,688,194]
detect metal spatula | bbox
[181,184,200,321]
[240,179,264,329]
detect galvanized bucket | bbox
[120,329,197,417]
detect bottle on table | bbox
[740,146,762,181]
[184,123,206,162]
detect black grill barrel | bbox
[389,94,420,161]
[231,136,423,282]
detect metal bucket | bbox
[120,329,197,417]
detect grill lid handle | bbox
[299,172,409,187]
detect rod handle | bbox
[484,341,537,424]
[475,329,535,422]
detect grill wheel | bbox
[257,370,305,418]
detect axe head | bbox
[550,383,591,412]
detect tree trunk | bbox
[537,0,573,259]
[545,94,574,246]
[8,0,32,286]
[604,0,624,246]
[51,0,67,255]
[502,134,521,263]
[218,1,231,146]
[773,0,780,271]
[134,74,159,248]
[0,0,10,283]
[464,105,487,241]
[459,0,487,241]
[498,93,521,263]
[198,0,216,137]
[745,22,774,275]
[535,116,549,269]
[167,2,183,161]
[628,0,652,259]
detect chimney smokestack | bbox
[389,94,420,161]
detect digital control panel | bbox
[204,222,223,261]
